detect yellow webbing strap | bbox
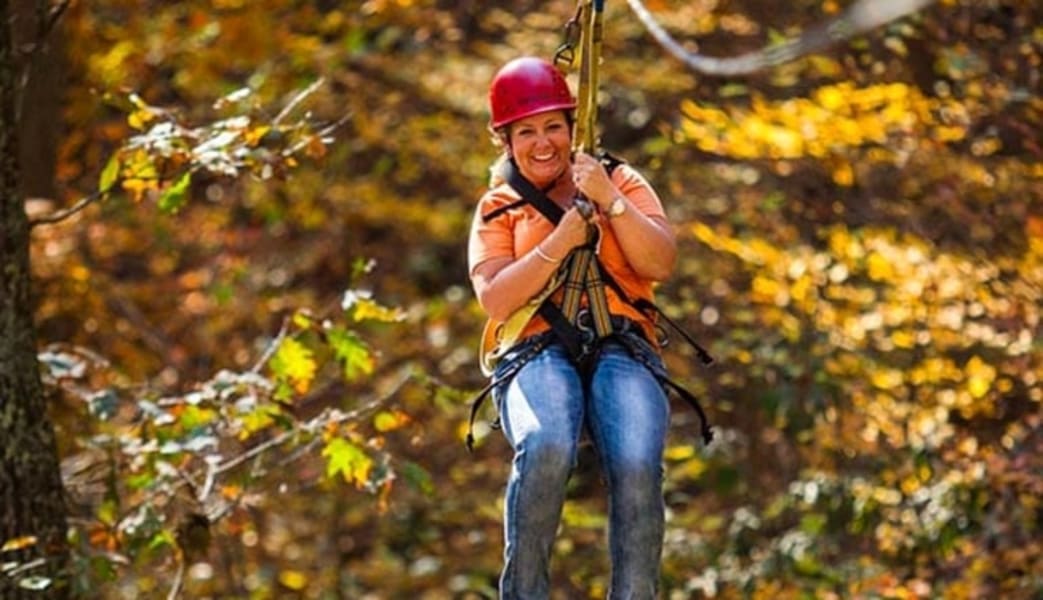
[560,0,614,341]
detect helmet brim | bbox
[490,102,577,130]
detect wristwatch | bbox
[607,195,627,218]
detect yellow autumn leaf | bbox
[373,410,410,432]
[352,298,405,323]
[831,161,854,187]
[663,444,696,461]
[870,368,904,390]
[244,125,271,147]
[322,438,373,488]
[866,252,894,281]
[815,85,847,112]
[269,338,317,395]
[278,569,307,591]
[1,535,38,552]
[127,108,156,131]
[965,356,996,399]
[891,330,916,349]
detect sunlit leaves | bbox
[322,437,373,488]
[268,337,317,397]
[95,84,335,209]
[342,289,406,323]
[679,83,968,169]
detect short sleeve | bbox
[468,187,518,276]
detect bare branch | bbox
[625,0,937,76]
[282,112,351,157]
[28,190,102,228]
[272,77,325,126]
[37,0,71,42]
[166,557,186,600]
[250,317,290,374]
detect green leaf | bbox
[158,171,192,214]
[322,438,372,487]
[800,513,827,536]
[401,461,434,496]
[148,529,176,550]
[99,152,121,194]
[326,328,374,381]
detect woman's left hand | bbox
[571,152,617,211]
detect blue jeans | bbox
[493,337,670,599]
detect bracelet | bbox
[533,244,562,264]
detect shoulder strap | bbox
[481,198,528,223]
[503,159,564,224]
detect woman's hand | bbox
[541,206,592,258]
[472,206,592,321]
[571,152,617,210]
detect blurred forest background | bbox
[4,0,1041,598]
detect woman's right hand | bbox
[542,206,592,259]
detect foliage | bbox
[17,0,1042,597]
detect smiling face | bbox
[507,110,572,188]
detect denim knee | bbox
[517,434,576,480]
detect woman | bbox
[468,56,678,599]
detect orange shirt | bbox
[468,163,668,346]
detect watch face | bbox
[609,197,626,217]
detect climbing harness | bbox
[469,0,715,451]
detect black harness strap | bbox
[481,198,529,223]
[504,160,566,222]
[598,267,715,366]
[612,332,714,445]
[466,333,553,452]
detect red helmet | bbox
[488,57,576,129]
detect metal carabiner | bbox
[553,5,583,69]
[575,308,598,352]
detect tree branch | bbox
[113,364,415,535]
[272,77,325,126]
[28,190,102,228]
[35,0,71,44]
[625,0,937,76]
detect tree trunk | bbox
[1,1,70,597]
[14,0,62,201]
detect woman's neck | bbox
[541,167,576,206]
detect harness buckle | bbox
[575,309,599,354]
